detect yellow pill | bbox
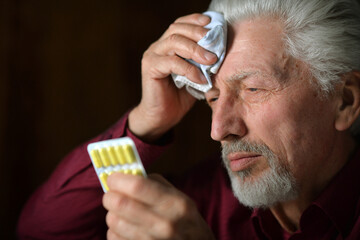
[123,169,131,174]
[132,169,143,176]
[107,147,118,165]
[115,145,126,164]
[123,144,136,163]
[90,149,102,168]
[99,148,111,167]
[99,173,109,191]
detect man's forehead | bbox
[212,18,289,81]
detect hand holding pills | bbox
[102,173,215,240]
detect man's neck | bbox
[270,197,311,233]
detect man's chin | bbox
[228,168,298,209]
[229,166,262,182]
[221,139,298,208]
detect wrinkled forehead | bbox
[213,17,291,86]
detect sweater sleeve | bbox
[17,111,170,240]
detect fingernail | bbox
[199,15,210,24]
[204,51,217,61]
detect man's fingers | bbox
[174,13,210,25]
[160,22,209,42]
[103,191,150,221]
[107,173,173,205]
[143,53,207,84]
[107,228,127,240]
[154,34,217,65]
[106,213,134,239]
[103,190,165,229]
[106,173,197,220]
[104,173,214,239]
[104,192,182,239]
[141,11,217,88]
[106,212,150,240]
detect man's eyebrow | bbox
[226,70,278,83]
[226,71,259,83]
[211,70,277,90]
[211,71,258,89]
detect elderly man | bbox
[18,0,360,239]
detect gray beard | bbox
[222,140,298,209]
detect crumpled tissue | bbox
[171,11,227,99]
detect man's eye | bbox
[248,88,259,92]
[209,97,218,103]
[206,97,218,105]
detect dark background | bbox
[1,0,220,238]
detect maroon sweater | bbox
[17,113,360,239]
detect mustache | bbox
[221,139,275,159]
[221,139,281,180]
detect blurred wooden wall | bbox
[1,0,220,238]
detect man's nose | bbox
[210,97,247,142]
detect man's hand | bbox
[129,13,218,142]
[103,173,215,240]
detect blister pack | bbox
[87,137,146,192]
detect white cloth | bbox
[171,11,227,99]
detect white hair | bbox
[208,0,360,135]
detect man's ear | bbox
[335,71,360,131]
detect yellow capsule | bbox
[107,147,118,165]
[99,173,109,191]
[123,144,136,163]
[132,169,143,176]
[90,149,102,168]
[123,169,131,174]
[99,148,111,167]
[115,145,126,164]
